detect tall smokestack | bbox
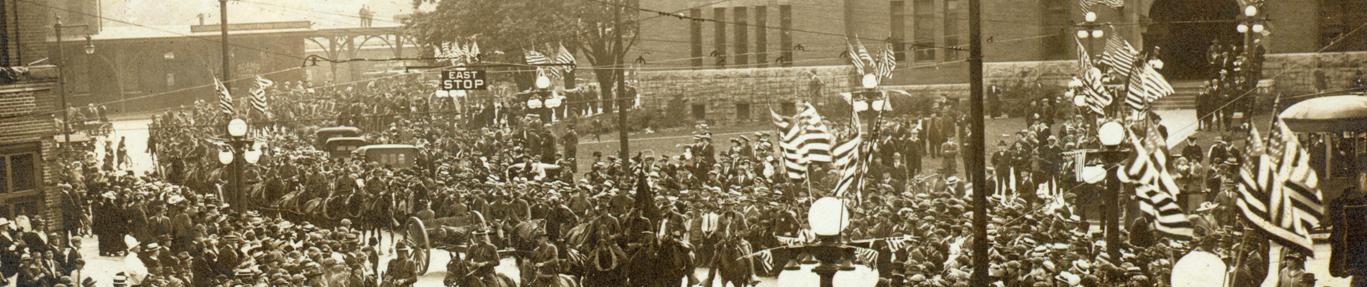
[198,13,205,26]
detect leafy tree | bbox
[408,0,639,101]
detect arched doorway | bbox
[1145,0,1240,80]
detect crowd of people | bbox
[1197,38,1266,131]
[35,70,1357,287]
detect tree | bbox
[408,0,639,103]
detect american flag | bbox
[1079,0,1124,13]
[772,109,808,180]
[854,247,879,267]
[214,78,234,115]
[846,42,865,75]
[877,43,897,79]
[1121,126,1194,240]
[1100,37,1138,77]
[1237,119,1326,256]
[832,117,867,203]
[525,49,560,79]
[1125,60,1175,110]
[249,76,273,118]
[1081,68,1112,116]
[771,104,835,180]
[856,39,876,73]
[555,43,577,73]
[795,103,834,163]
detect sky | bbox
[100,0,423,29]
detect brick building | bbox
[628,0,1367,83]
[618,0,1367,124]
[0,67,60,230]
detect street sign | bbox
[440,69,487,91]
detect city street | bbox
[78,110,1347,286]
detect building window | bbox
[780,5,793,66]
[755,6,768,67]
[690,8,703,67]
[692,103,707,120]
[714,7,727,67]
[736,103,751,121]
[734,7,749,66]
[943,0,961,60]
[1319,0,1367,51]
[0,146,39,194]
[913,0,936,61]
[891,1,907,61]
[166,73,176,88]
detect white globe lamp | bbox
[808,197,849,237]
[1098,121,1126,147]
[227,118,249,137]
[535,75,552,89]
[861,73,879,89]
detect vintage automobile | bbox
[314,126,362,147]
[323,137,367,158]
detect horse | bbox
[562,221,627,287]
[706,237,756,287]
[445,251,518,287]
[624,236,696,287]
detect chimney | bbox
[197,14,205,26]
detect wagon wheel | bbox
[405,216,432,275]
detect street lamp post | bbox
[220,0,231,93]
[53,17,92,153]
[852,73,890,134]
[525,74,562,125]
[1075,12,1105,61]
[219,118,261,211]
[1094,121,1127,260]
[782,197,855,287]
[1236,5,1267,93]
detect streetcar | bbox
[1279,94,1367,203]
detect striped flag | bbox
[249,75,273,118]
[854,247,879,267]
[795,103,834,163]
[555,43,577,73]
[847,42,866,75]
[214,78,234,115]
[1076,37,1092,74]
[877,43,897,79]
[1234,118,1326,256]
[1100,37,1138,76]
[772,109,807,180]
[1081,67,1112,115]
[856,40,875,68]
[1135,185,1195,240]
[1125,60,1175,110]
[1079,0,1124,13]
[832,117,865,201]
[525,49,561,79]
[1122,126,1194,240]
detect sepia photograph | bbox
[0,0,1363,286]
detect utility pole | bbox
[967,0,990,285]
[220,0,231,96]
[54,17,69,153]
[614,0,629,160]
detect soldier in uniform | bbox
[530,233,560,280]
[382,243,419,287]
[466,230,502,282]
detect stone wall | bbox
[1264,52,1367,96]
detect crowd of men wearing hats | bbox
[43,73,1354,287]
